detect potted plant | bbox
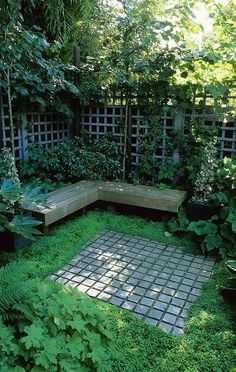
[187,135,219,221]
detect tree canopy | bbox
[76,0,236,112]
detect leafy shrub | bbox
[20,134,122,183]
[168,158,236,258]
[0,278,112,371]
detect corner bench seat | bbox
[27,180,186,229]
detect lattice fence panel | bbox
[0,94,23,160]
[25,112,71,149]
[130,107,175,167]
[80,106,126,153]
[184,106,236,159]
[80,105,176,168]
[0,95,72,161]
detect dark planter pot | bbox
[187,200,219,221]
[0,231,33,252]
[221,288,236,305]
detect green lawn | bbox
[1,211,235,372]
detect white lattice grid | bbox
[80,106,125,153]
[184,106,236,159]
[0,95,71,161]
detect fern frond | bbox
[0,261,36,289]
[0,283,30,312]
[12,303,34,321]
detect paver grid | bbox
[50,230,215,336]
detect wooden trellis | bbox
[80,105,236,168]
[1,94,235,163]
[184,106,236,159]
[80,105,177,168]
[0,95,71,161]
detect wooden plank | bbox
[45,180,96,201]
[96,181,186,213]
[27,181,97,213]
[44,188,98,226]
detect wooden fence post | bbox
[20,114,29,161]
[173,109,184,163]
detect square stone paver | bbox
[50,230,215,335]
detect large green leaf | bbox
[8,215,42,240]
[22,186,47,209]
[203,233,222,251]
[0,180,20,201]
[188,221,218,236]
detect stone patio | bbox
[50,230,215,336]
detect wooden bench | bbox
[27,180,186,232]
[96,181,186,213]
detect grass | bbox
[1,211,235,372]
[0,211,188,279]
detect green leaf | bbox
[0,214,9,225]
[16,87,29,96]
[67,334,85,358]
[188,221,217,236]
[180,71,188,78]
[22,324,45,349]
[203,233,222,251]
[67,314,87,332]
[0,179,20,201]
[35,338,59,368]
[8,215,42,240]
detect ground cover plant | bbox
[0,211,235,371]
[0,262,112,371]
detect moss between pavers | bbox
[0,211,235,372]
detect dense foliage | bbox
[0,0,92,154]
[78,0,236,107]
[20,134,122,183]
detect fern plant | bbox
[0,261,36,321]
